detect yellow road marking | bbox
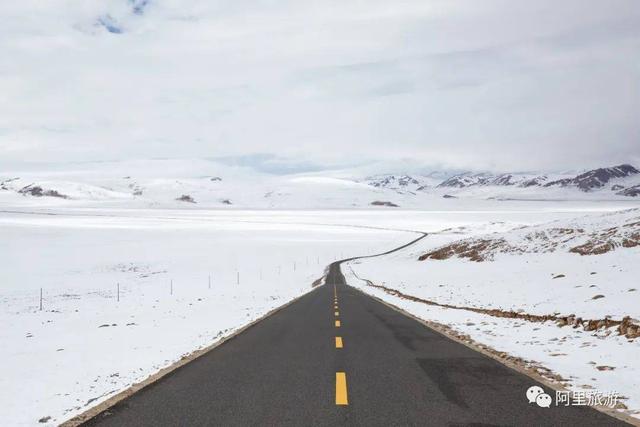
[334,305,338,309]
[336,372,348,405]
[335,311,339,316]
[335,336,343,348]
[335,320,341,327]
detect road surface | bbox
[82,261,628,426]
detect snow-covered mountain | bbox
[1,160,639,209]
[437,173,493,188]
[437,172,564,188]
[434,164,640,196]
[362,174,443,192]
[543,164,639,191]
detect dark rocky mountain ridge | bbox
[367,164,640,197]
[544,164,639,191]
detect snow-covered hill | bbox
[435,164,640,194]
[364,175,427,192]
[419,208,640,261]
[345,208,640,418]
[437,172,573,188]
[1,160,640,209]
[544,165,640,191]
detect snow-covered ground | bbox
[0,208,416,426]
[345,208,640,421]
[1,196,639,425]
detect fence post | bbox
[117,283,120,302]
[39,288,43,311]
[237,271,240,285]
[208,275,211,290]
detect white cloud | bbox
[0,0,638,172]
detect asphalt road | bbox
[83,261,628,426]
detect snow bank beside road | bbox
[346,209,640,420]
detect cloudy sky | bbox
[1,0,639,173]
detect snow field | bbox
[0,209,412,425]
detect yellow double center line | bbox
[333,284,348,405]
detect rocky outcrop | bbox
[617,184,640,197]
[370,200,399,207]
[18,184,69,199]
[176,194,196,203]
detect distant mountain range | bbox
[1,160,639,209]
[543,164,639,192]
[365,164,640,197]
[364,174,444,193]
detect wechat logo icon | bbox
[527,385,552,408]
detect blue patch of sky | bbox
[97,15,123,34]
[130,0,151,15]
[210,154,329,175]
